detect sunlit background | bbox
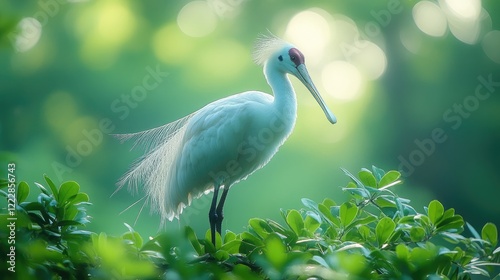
[1,0,499,237]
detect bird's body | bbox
[173,90,296,209]
[116,35,336,243]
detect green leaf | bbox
[215,249,229,261]
[64,230,93,238]
[344,181,357,189]
[123,231,143,250]
[322,198,336,208]
[415,214,431,228]
[374,196,397,208]
[221,239,241,254]
[378,170,401,189]
[97,232,108,254]
[224,230,236,243]
[34,182,50,196]
[304,214,321,234]
[44,174,59,197]
[396,244,410,260]
[286,209,304,236]
[358,225,372,241]
[441,208,455,221]
[343,186,370,199]
[266,219,289,236]
[265,234,287,269]
[17,181,29,203]
[312,255,329,267]
[358,169,377,188]
[57,220,83,227]
[58,181,80,205]
[340,202,358,227]
[428,200,444,224]
[344,181,365,199]
[439,232,466,243]
[330,206,340,219]
[372,166,386,182]
[482,223,498,247]
[301,198,318,211]
[185,226,203,255]
[240,231,263,250]
[319,203,338,227]
[376,217,395,246]
[70,193,89,204]
[205,230,222,250]
[63,204,78,220]
[249,218,272,239]
[355,215,377,226]
[467,222,481,239]
[410,227,426,242]
[436,215,464,233]
[493,247,500,255]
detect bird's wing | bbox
[172,92,273,194]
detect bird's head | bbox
[253,35,337,124]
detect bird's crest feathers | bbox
[252,33,289,66]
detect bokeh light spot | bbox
[285,9,332,63]
[413,1,447,37]
[64,117,99,147]
[190,39,248,84]
[482,30,500,64]
[76,0,136,69]
[400,24,423,54]
[439,0,489,45]
[14,17,42,53]
[443,0,481,20]
[153,24,194,65]
[331,15,358,45]
[349,41,387,80]
[177,1,217,37]
[322,61,362,101]
[93,3,135,47]
[43,91,78,133]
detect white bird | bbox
[115,35,336,244]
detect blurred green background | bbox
[1,0,499,238]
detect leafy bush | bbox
[1,167,499,279]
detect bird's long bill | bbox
[296,64,337,124]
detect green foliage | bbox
[1,167,499,279]
[0,175,93,279]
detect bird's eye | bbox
[288,48,304,66]
[278,55,283,62]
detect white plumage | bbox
[115,35,336,240]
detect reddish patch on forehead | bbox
[288,48,305,67]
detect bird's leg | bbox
[215,186,230,235]
[209,183,221,245]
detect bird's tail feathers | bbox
[112,113,194,152]
[114,114,194,224]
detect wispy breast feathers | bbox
[252,34,288,66]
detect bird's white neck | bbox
[264,64,297,124]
